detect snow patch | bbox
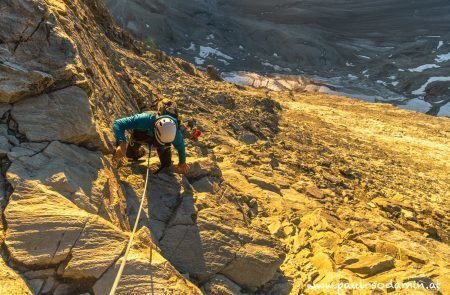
[185,42,196,51]
[437,41,444,50]
[218,58,230,65]
[412,77,450,95]
[206,34,215,40]
[346,62,355,67]
[402,98,432,112]
[194,57,205,65]
[437,102,450,117]
[358,55,371,60]
[199,46,233,60]
[261,62,292,72]
[347,74,358,80]
[435,52,450,63]
[376,80,388,86]
[408,64,440,72]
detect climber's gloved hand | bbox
[176,163,189,174]
[114,142,127,160]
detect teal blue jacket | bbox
[113,112,186,164]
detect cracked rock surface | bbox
[0,0,449,294]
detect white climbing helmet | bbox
[154,117,177,144]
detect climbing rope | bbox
[109,148,152,295]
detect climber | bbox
[112,99,189,174]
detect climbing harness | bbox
[109,148,152,295]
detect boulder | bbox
[345,253,395,277]
[191,176,221,193]
[239,132,258,145]
[202,275,243,295]
[221,243,285,291]
[207,65,222,81]
[305,184,325,199]
[185,157,222,181]
[11,86,102,149]
[375,240,428,264]
[0,62,54,103]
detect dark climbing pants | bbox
[125,130,172,167]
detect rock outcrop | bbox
[0,0,449,295]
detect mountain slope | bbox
[104,0,450,115]
[0,0,449,294]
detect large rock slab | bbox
[7,141,128,229]
[5,178,127,281]
[345,253,395,277]
[93,228,202,295]
[11,87,101,148]
[61,217,128,280]
[5,180,89,267]
[5,141,131,279]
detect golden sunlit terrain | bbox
[0,0,449,294]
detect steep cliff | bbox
[0,0,449,295]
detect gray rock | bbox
[202,274,243,295]
[185,157,222,180]
[0,62,54,103]
[11,87,100,148]
[0,104,11,118]
[221,243,286,291]
[41,276,56,294]
[27,279,45,294]
[0,136,11,156]
[53,283,73,295]
[239,132,258,145]
[191,176,220,193]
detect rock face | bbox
[120,159,285,291]
[0,0,449,295]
